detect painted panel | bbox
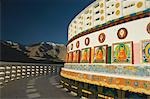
[142,39,150,64]
[68,52,73,63]
[112,41,133,64]
[80,48,91,63]
[65,53,69,63]
[93,45,108,63]
[73,50,80,63]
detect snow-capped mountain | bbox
[0,40,66,63]
[6,41,18,46]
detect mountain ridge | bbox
[0,40,66,63]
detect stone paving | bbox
[0,74,79,99]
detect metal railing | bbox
[0,62,64,86]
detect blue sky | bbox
[1,0,94,45]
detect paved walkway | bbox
[1,74,79,99]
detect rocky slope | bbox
[0,40,66,63]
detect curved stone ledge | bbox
[61,68,150,95]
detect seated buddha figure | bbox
[96,47,104,62]
[82,50,88,62]
[117,44,127,62]
[73,52,77,62]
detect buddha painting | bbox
[81,48,90,63]
[96,48,103,61]
[73,51,77,63]
[94,45,107,63]
[68,52,73,63]
[112,42,132,63]
[117,44,127,61]
[73,50,80,63]
[76,50,80,63]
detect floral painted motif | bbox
[117,28,128,39]
[98,33,106,43]
[64,63,150,77]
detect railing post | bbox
[10,65,12,81]
[22,65,26,78]
[26,65,28,78]
[42,66,44,75]
[35,65,37,76]
[35,66,38,76]
[39,65,41,76]
[31,65,34,77]
[4,65,6,84]
[17,65,21,80]
[37,65,40,76]
[55,65,57,75]
[20,65,23,78]
[34,65,36,76]
[27,66,30,78]
[0,65,5,86]
[48,66,51,74]
[11,65,14,81]
[39,66,41,76]
[50,65,53,75]
[44,66,47,75]
[5,65,11,83]
[46,66,49,75]
[29,65,31,77]
[11,65,15,80]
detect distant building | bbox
[61,0,150,98]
